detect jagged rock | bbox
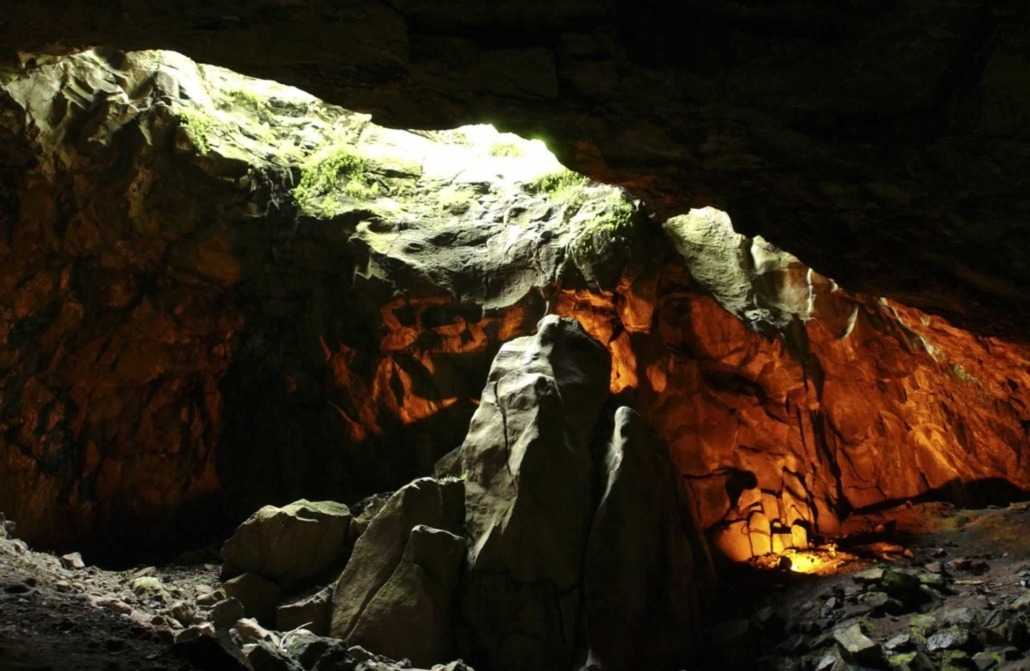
[582,406,711,670]
[926,627,972,653]
[233,617,276,643]
[248,640,305,671]
[330,478,464,644]
[279,630,339,669]
[277,586,334,636]
[459,316,611,671]
[59,552,84,570]
[210,597,245,629]
[346,524,466,667]
[223,573,284,623]
[221,500,353,587]
[172,630,250,671]
[833,623,886,668]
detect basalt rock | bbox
[330,478,464,646]
[583,407,713,670]
[3,1,1029,339]
[221,499,353,588]
[0,49,1027,577]
[459,315,611,671]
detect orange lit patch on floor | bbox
[749,547,864,576]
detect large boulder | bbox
[221,500,352,587]
[583,407,713,671]
[346,525,466,667]
[459,315,612,671]
[330,478,464,641]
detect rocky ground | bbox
[699,501,1030,670]
[2,500,1029,671]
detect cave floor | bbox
[1,502,1029,671]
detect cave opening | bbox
[1,47,1029,671]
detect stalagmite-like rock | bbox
[459,315,611,671]
[583,407,712,671]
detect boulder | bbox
[222,573,284,624]
[582,406,712,670]
[459,316,611,671]
[222,500,352,586]
[346,525,466,667]
[330,478,464,640]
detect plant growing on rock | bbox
[292,145,378,216]
[175,108,216,154]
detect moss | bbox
[224,88,271,119]
[887,652,916,667]
[293,145,378,214]
[175,108,217,155]
[489,141,523,158]
[527,169,589,196]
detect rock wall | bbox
[1,0,1028,338]
[0,51,1027,567]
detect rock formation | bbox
[1,1,1027,338]
[0,50,1027,586]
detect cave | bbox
[1,4,1029,671]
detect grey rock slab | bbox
[346,525,466,667]
[925,627,971,653]
[331,478,464,641]
[833,623,886,668]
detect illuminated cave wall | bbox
[0,50,1028,563]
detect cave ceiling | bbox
[1,0,1028,337]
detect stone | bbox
[172,630,250,671]
[926,627,972,653]
[130,576,168,602]
[880,569,927,610]
[582,406,711,670]
[345,525,466,667]
[973,651,999,670]
[248,641,305,671]
[221,500,353,586]
[169,600,198,627]
[886,633,913,651]
[853,568,886,584]
[311,645,358,671]
[233,617,276,643]
[280,630,339,669]
[223,573,284,624]
[209,597,246,630]
[459,316,611,671]
[59,552,85,570]
[330,478,464,643]
[833,623,886,667]
[277,586,333,636]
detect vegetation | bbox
[489,141,523,158]
[527,169,588,196]
[224,88,271,120]
[292,145,378,215]
[175,108,217,155]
